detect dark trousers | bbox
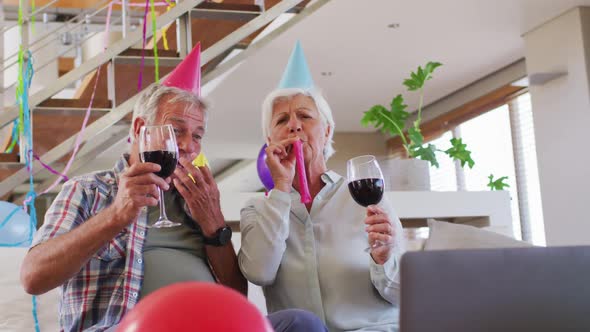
[107,308,326,332]
[267,309,327,332]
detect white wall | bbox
[524,7,590,245]
[326,132,388,176]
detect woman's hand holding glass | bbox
[365,205,395,265]
[347,155,396,260]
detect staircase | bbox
[0,0,331,204]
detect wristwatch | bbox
[203,226,232,246]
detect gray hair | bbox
[261,87,335,160]
[129,83,208,142]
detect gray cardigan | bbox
[238,171,405,332]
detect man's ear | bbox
[132,117,146,141]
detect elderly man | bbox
[20,45,325,332]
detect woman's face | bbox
[268,93,330,165]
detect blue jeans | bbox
[267,309,327,332]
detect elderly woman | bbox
[238,86,405,332]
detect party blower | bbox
[293,139,312,204]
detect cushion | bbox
[0,248,60,332]
[424,219,531,250]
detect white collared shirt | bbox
[239,171,405,332]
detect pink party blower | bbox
[293,139,312,204]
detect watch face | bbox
[219,227,232,245]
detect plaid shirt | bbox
[32,155,152,332]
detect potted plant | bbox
[361,62,508,191]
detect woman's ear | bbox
[324,125,331,142]
[132,117,146,141]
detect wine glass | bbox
[139,124,180,228]
[347,155,387,252]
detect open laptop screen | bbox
[400,246,590,332]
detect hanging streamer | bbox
[34,65,101,197]
[161,2,175,51]
[33,154,68,181]
[22,52,41,332]
[31,0,36,34]
[138,0,150,90]
[4,120,19,153]
[150,0,160,83]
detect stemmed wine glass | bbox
[139,124,180,228]
[347,155,387,252]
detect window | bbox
[509,93,546,245]
[428,131,457,191]
[427,92,546,245]
[459,104,522,238]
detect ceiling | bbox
[201,0,590,159]
[18,0,590,189]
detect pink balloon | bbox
[117,282,274,332]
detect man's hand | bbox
[111,162,170,227]
[365,205,395,265]
[173,155,225,237]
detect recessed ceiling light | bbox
[388,23,400,29]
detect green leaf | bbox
[407,121,423,146]
[444,137,475,168]
[487,174,510,191]
[403,62,443,91]
[410,143,439,168]
[361,95,408,138]
[390,94,409,129]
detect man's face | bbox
[154,95,206,161]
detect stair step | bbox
[36,99,112,114]
[114,54,182,67]
[0,162,24,169]
[119,49,179,58]
[289,0,312,13]
[191,2,262,22]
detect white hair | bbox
[261,87,336,160]
[129,83,209,142]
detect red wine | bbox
[348,178,384,207]
[141,150,178,178]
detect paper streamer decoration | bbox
[192,153,209,167]
[138,0,151,90]
[188,153,209,183]
[293,140,311,204]
[161,2,175,50]
[31,0,36,34]
[33,154,68,181]
[150,0,160,83]
[6,45,40,330]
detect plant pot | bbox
[378,157,431,191]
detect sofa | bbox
[0,220,529,331]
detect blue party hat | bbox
[278,41,314,89]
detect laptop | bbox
[400,246,590,332]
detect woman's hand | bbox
[365,205,395,265]
[265,137,300,192]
